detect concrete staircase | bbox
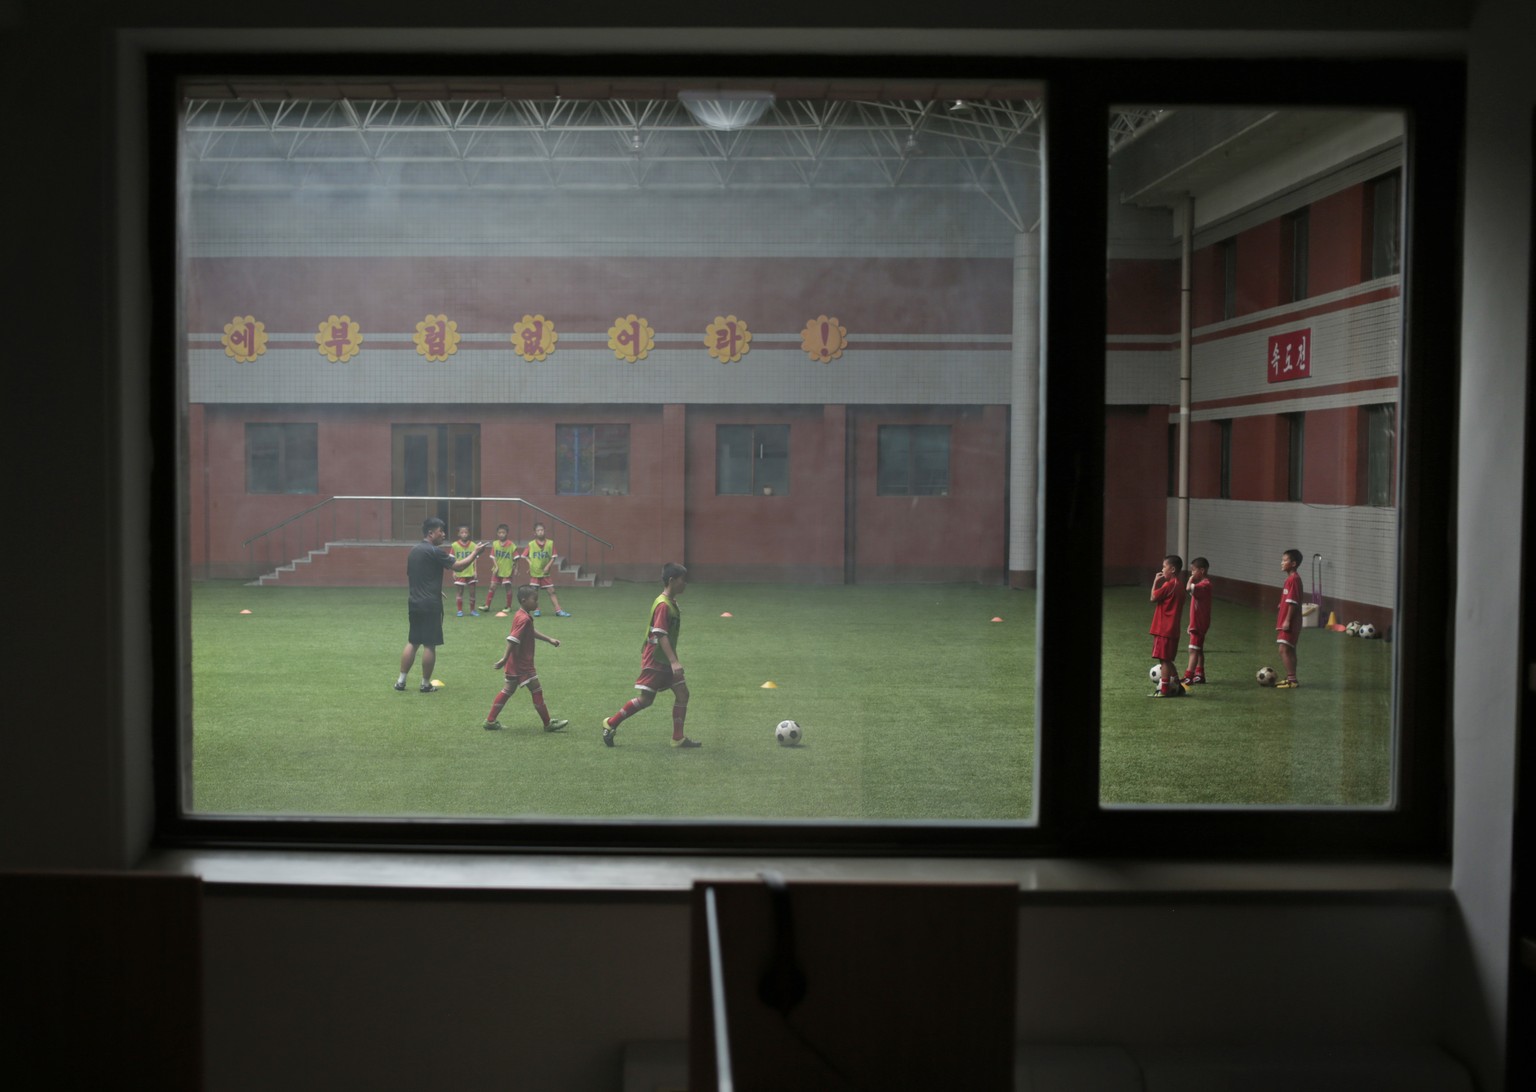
[250,542,611,588]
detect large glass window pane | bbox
[1104,105,1402,807]
[180,76,1042,831]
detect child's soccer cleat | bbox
[469,610,480,617]
[601,720,616,747]
[1190,675,1206,685]
[482,720,504,731]
[532,609,542,617]
[545,718,569,732]
[394,681,407,691]
[671,736,702,748]
[1275,679,1301,689]
[456,610,464,617]
[420,682,437,693]
[555,610,572,617]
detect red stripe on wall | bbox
[1192,375,1398,412]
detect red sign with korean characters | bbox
[1267,328,1311,383]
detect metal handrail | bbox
[242,496,612,583]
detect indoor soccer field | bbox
[189,581,1392,819]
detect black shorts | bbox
[408,602,445,648]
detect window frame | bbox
[716,423,790,497]
[877,424,952,497]
[556,423,631,497]
[244,422,318,496]
[1286,412,1306,503]
[150,53,1459,860]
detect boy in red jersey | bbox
[601,562,699,748]
[1274,548,1305,688]
[451,525,480,617]
[482,584,569,732]
[1149,553,1186,697]
[1182,556,1213,685]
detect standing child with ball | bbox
[601,562,699,748]
[1274,548,1304,688]
[1149,553,1186,697]
[482,584,569,732]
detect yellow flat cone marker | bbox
[760,681,778,689]
[991,616,1003,622]
[721,612,733,617]
[431,678,445,688]
[496,611,508,617]
[240,609,252,614]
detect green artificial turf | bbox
[189,579,1392,820]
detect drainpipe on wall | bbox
[1178,193,1193,565]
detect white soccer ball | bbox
[1149,664,1162,682]
[1359,623,1378,639]
[1346,621,1361,636]
[1256,666,1278,687]
[775,719,802,746]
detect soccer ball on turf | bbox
[1256,666,1278,687]
[1359,623,1378,639]
[1149,664,1162,682]
[1346,621,1361,636]
[775,719,802,746]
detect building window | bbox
[878,425,951,496]
[717,424,789,496]
[1285,208,1309,303]
[1366,403,1397,507]
[1286,412,1305,502]
[1221,238,1237,320]
[1218,419,1232,500]
[1370,171,1401,279]
[556,425,630,496]
[246,423,317,495]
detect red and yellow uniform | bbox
[634,592,681,693]
[451,538,479,586]
[522,537,557,588]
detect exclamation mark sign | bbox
[819,320,831,360]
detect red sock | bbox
[456,592,464,611]
[611,697,646,726]
[672,703,687,740]
[531,690,551,727]
[487,691,509,722]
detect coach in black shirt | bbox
[396,516,487,692]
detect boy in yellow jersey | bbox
[480,524,521,613]
[450,525,480,617]
[518,522,571,617]
[601,562,699,748]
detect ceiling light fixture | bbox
[678,89,775,131]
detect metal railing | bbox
[241,496,613,584]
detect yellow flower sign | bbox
[413,314,460,362]
[512,314,558,362]
[316,315,363,362]
[704,315,752,363]
[608,314,654,362]
[221,315,268,362]
[801,315,848,362]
